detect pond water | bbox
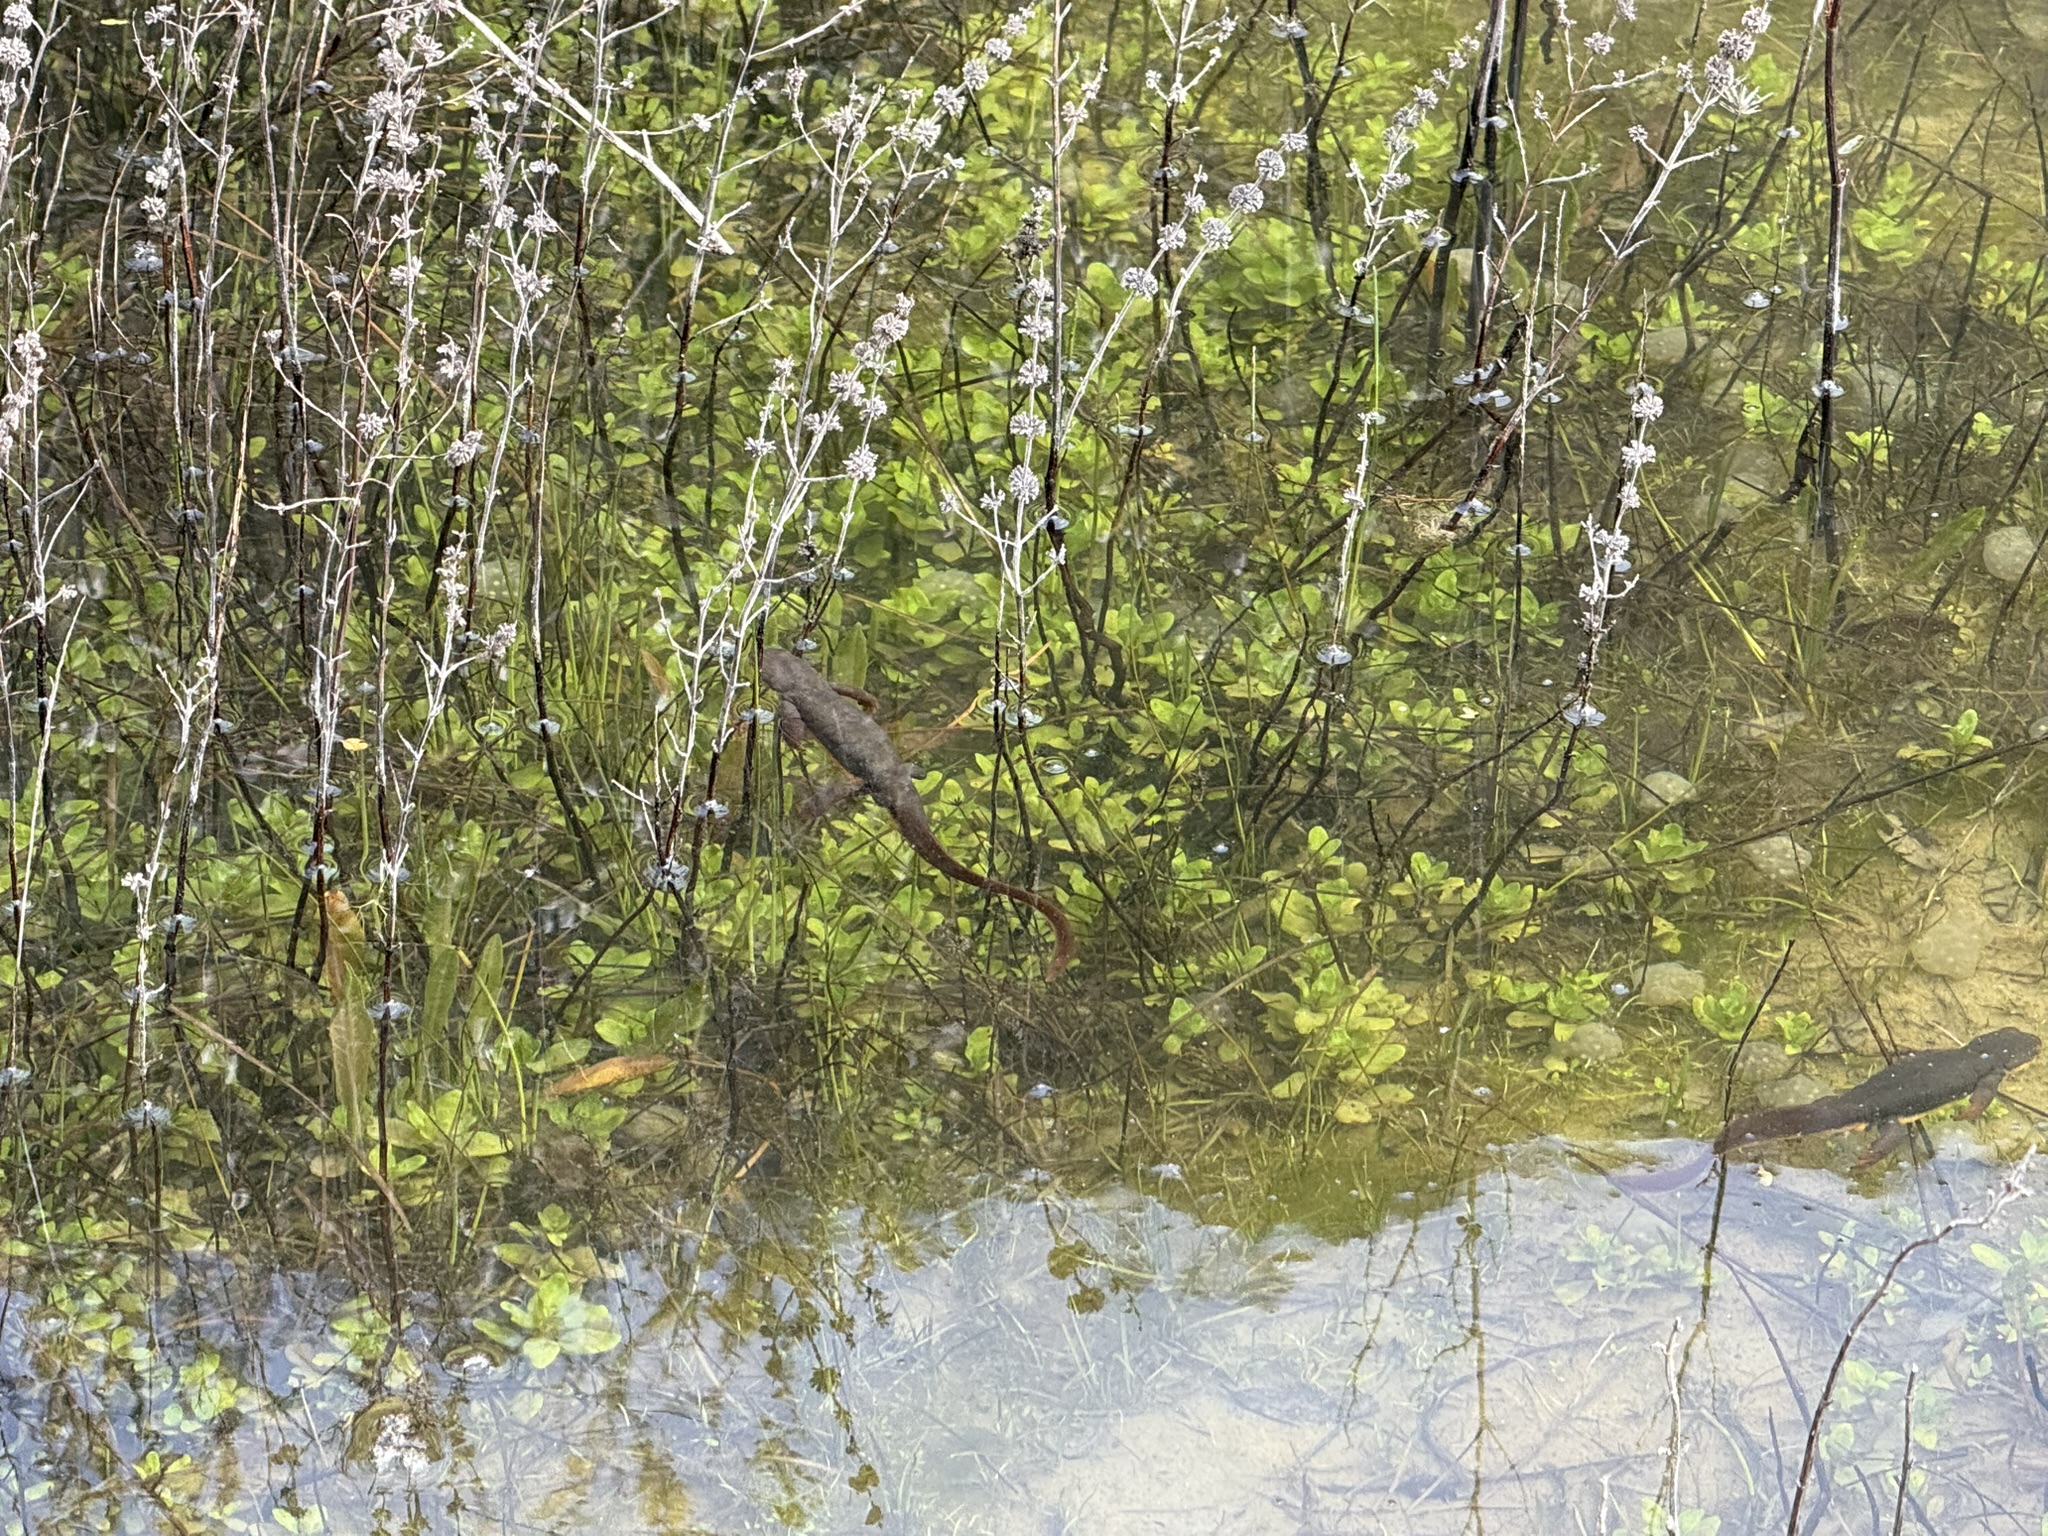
[8,1136,2046,1534]
[9,0,2048,1528]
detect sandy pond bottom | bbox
[12,1139,2048,1535]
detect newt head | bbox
[1973,1027,2041,1071]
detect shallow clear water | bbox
[9,1137,2044,1534]
[10,0,2048,1528]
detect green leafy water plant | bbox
[1632,823,1714,895]
[1486,964,1615,1039]
[1554,1221,1699,1306]
[474,1273,624,1371]
[1256,963,1417,1121]
[1693,981,1756,1042]
[1773,1010,1826,1054]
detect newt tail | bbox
[759,646,1075,979]
[891,817,1076,981]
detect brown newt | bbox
[758,646,1075,980]
[1615,1027,2038,1192]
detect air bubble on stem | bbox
[646,857,692,894]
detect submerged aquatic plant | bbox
[0,0,2038,1427]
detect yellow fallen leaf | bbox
[342,736,368,752]
[542,1054,674,1098]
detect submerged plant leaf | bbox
[541,1054,675,1098]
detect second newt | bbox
[1615,1027,2038,1192]
[1716,1026,2038,1165]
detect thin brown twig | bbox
[1889,1367,1916,1536]
[1810,0,1847,570]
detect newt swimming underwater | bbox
[758,646,1075,980]
[1616,1027,2039,1192]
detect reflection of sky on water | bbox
[7,1140,2047,1534]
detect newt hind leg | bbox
[1852,1119,1910,1171]
[795,777,866,824]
